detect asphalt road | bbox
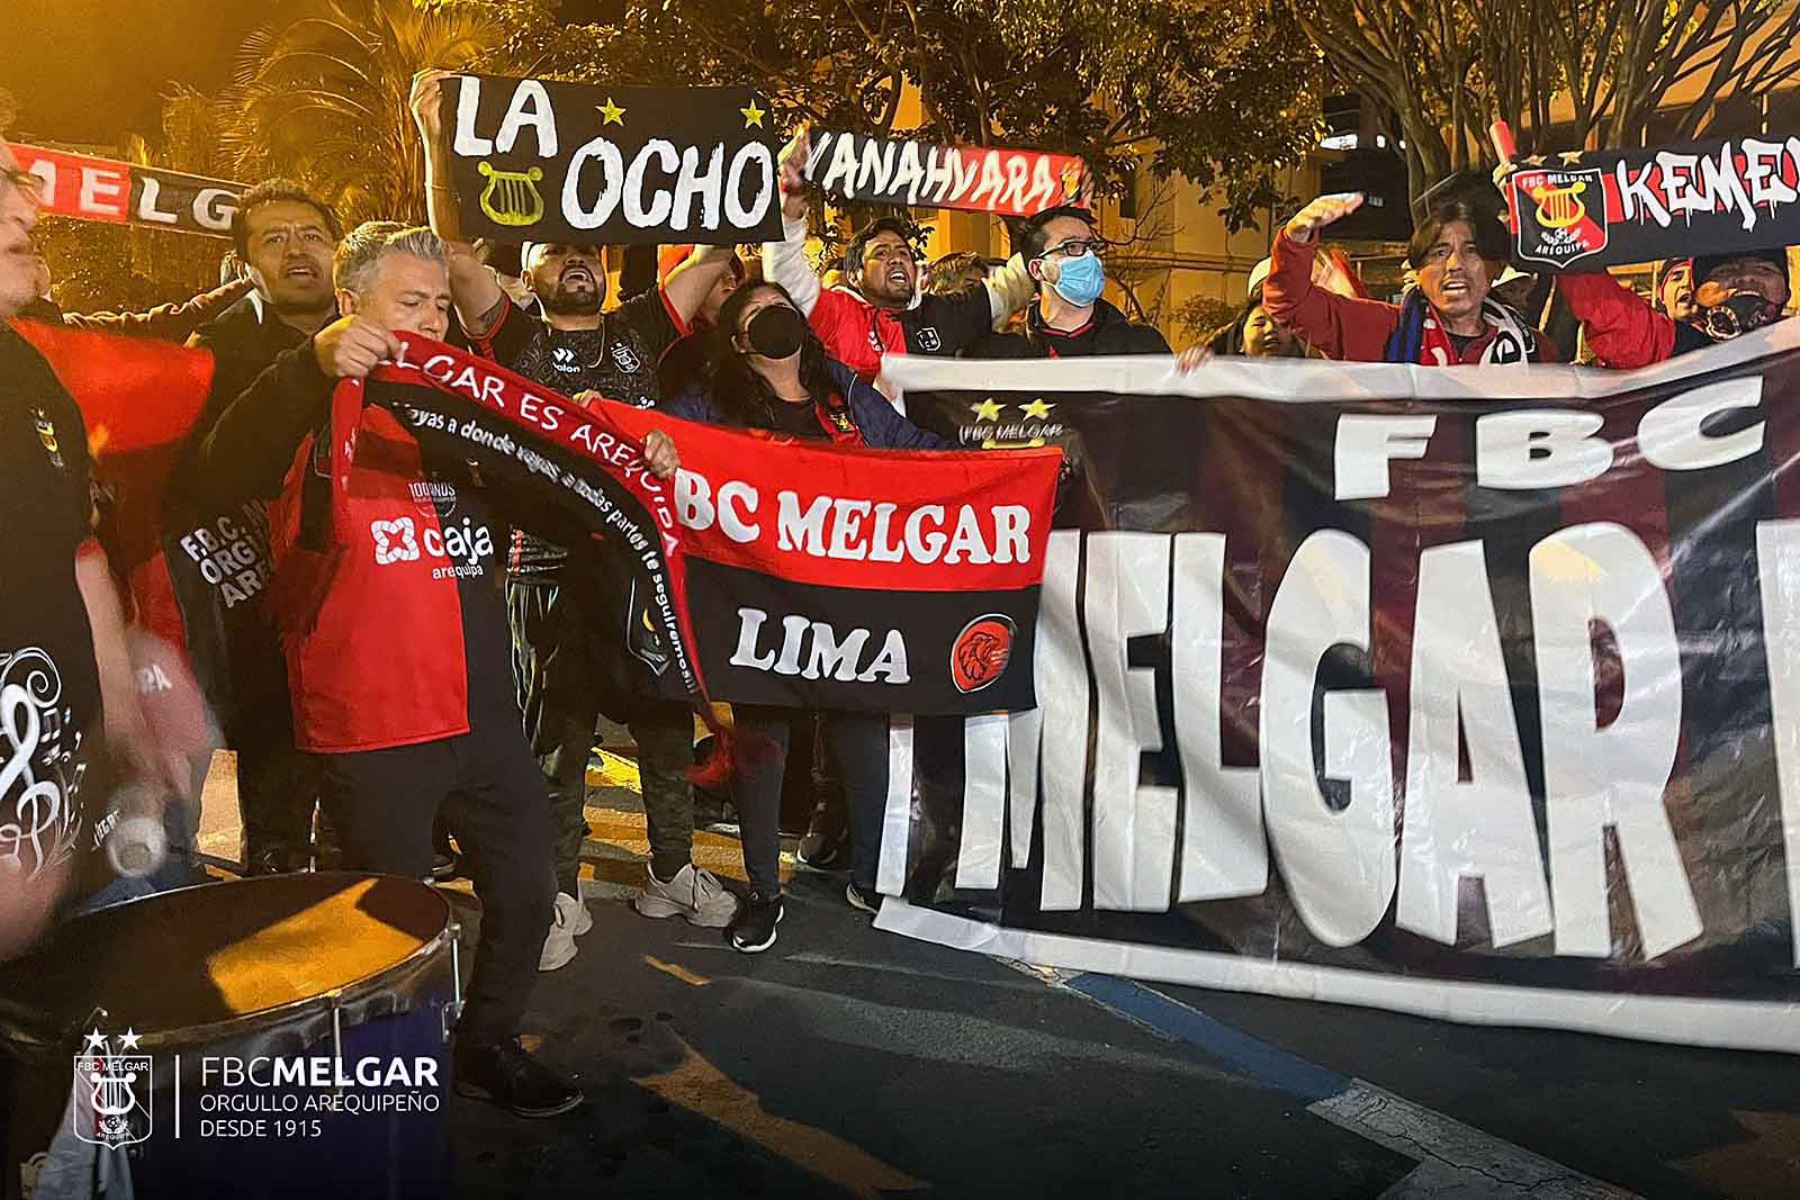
[445,819,1798,1200]
[194,751,1799,1199]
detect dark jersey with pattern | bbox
[472,290,686,579]
[0,325,111,894]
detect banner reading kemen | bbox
[877,335,1800,1054]
[1503,134,1800,271]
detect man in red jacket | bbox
[1265,191,1554,365]
[199,223,678,1116]
[1558,248,1791,369]
[762,130,1036,380]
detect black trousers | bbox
[732,706,889,897]
[234,699,320,868]
[509,579,695,893]
[317,719,552,1044]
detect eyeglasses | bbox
[1,167,44,206]
[1038,237,1108,261]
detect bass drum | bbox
[0,872,458,1200]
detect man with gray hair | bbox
[195,222,655,1117]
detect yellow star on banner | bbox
[971,398,1005,422]
[741,98,767,128]
[1021,398,1056,419]
[598,97,627,125]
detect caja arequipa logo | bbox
[71,1028,152,1149]
[1513,167,1609,268]
[371,517,421,565]
[951,614,1016,694]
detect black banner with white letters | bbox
[876,341,1800,1053]
[1504,135,1800,271]
[440,75,784,246]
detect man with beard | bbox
[0,139,171,956]
[1266,191,1555,365]
[412,71,741,968]
[762,129,1036,380]
[1559,248,1792,368]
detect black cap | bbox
[1693,247,1788,284]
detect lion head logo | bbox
[951,614,1016,694]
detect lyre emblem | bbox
[70,1029,152,1148]
[476,162,546,228]
[88,1065,139,1118]
[1530,180,1587,230]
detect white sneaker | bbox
[563,890,594,937]
[538,892,582,972]
[634,863,740,928]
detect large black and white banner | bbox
[875,333,1800,1053]
[1503,134,1800,271]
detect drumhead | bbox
[0,873,452,1051]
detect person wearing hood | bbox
[975,206,1171,357]
[761,129,1037,381]
[1265,191,1555,365]
[1557,248,1791,369]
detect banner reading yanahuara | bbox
[370,335,1061,714]
[440,75,784,246]
[877,337,1800,1054]
[1503,133,1800,271]
[804,130,1090,217]
[9,143,243,238]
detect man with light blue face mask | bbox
[977,205,1172,357]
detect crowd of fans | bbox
[1,67,1792,1119]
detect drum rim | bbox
[0,872,458,1053]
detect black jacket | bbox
[975,298,1171,358]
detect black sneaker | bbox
[730,892,784,954]
[453,1037,583,1118]
[845,881,881,918]
[430,851,458,881]
[797,828,849,872]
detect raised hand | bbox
[1286,193,1365,244]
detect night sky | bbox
[0,0,296,147]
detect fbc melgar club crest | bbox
[1513,167,1610,268]
[72,1029,152,1149]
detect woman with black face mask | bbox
[657,280,948,953]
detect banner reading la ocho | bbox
[9,143,243,238]
[879,339,1800,1054]
[441,75,785,246]
[370,335,1060,714]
